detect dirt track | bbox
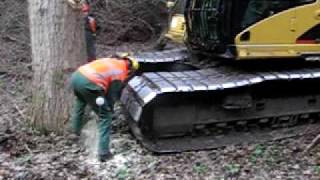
[1,0,320,179]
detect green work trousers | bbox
[70,71,112,156]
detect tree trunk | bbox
[28,0,87,133]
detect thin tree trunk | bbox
[28,0,86,133]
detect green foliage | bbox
[193,163,209,174]
[116,167,129,180]
[249,155,257,163]
[16,154,33,164]
[314,165,320,174]
[253,145,265,157]
[250,144,266,163]
[225,163,241,175]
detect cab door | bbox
[234,0,318,60]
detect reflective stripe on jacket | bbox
[78,58,129,92]
[88,16,97,33]
[85,16,97,33]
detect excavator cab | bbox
[186,0,320,60]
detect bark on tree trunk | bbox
[28,0,87,133]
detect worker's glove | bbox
[112,52,133,60]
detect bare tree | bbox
[91,0,168,45]
[28,0,86,133]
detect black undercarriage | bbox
[121,51,320,152]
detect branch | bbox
[0,87,27,122]
[303,134,320,154]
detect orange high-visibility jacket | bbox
[88,16,97,33]
[78,58,129,92]
[84,16,97,34]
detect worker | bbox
[70,57,139,162]
[82,2,97,62]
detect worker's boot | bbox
[98,151,113,162]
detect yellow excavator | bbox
[121,0,320,152]
[155,0,186,49]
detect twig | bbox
[0,87,27,122]
[303,134,320,154]
[24,144,33,154]
[14,103,27,121]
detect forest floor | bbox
[1,69,320,180]
[1,0,320,179]
[1,42,320,180]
